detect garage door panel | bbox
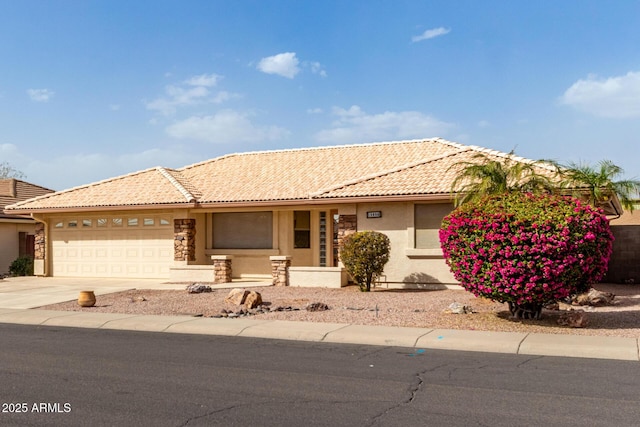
[51,216,173,279]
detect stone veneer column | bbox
[174,219,196,262]
[336,214,357,263]
[211,255,233,284]
[34,222,45,261]
[270,256,291,287]
[33,222,46,276]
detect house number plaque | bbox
[366,211,382,218]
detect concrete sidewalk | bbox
[0,276,269,309]
[0,277,638,362]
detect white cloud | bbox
[211,91,238,104]
[560,71,640,118]
[109,104,121,111]
[165,110,291,143]
[184,73,221,87]
[146,73,236,116]
[27,88,55,102]
[412,27,451,43]
[307,108,323,114]
[257,52,300,79]
[307,61,327,77]
[315,105,454,144]
[1,143,19,153]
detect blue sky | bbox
[1,0,640,190]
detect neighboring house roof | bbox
[3,138,610,213]
[0,178,55,220]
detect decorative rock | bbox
[186,283,212,294]
[572,288,615,307]
[306,302,330,312]
[244,291,263,309]
[443,302,472,314]
[225,288,249,305]
[557,310,589,328]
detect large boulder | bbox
[244,291,263,309]
[225,288,249,305]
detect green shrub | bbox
[340,231,390,292]
[9,255,34,276]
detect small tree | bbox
[340,231,390,292]
[0,161,26,179]
[440,192,613,319]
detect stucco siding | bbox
[356,202,457,285]
[0,222,36,275]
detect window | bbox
[294,211,311,249]
[54,222,63,228]
[160,218,171,226]
[112,218,123,227]
[143,218,155,226]
[415,204,453,249]
[127,218,138,226]
[82,219,92,227]
[213,212,273,249]
[319,212,327,266]
[97,218,108,227]
[68,220,78,228]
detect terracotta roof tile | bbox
[314,149,556,198]
[5,138,551,212]
[180,138,462,203]
[5,168,197,211]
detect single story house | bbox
[3,138,631,287]
[0,178,54,275]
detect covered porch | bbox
[169,208,356,288]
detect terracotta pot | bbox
[78,291,96,307]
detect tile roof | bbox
[4,138,553,212]
[0,179,54,219]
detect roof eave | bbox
[4,202,198,215]
[197,193,453,209]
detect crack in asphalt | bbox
[366,369,427,426]
[366,362,451,426]
[179,405,241,426]
[516,355,544,368]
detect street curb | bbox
[0,309,638,361]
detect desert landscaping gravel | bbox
[39,283,640,338]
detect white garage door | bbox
[51,215,174,278]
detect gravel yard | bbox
[38,283,640,338]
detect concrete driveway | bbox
[0,276,186,309]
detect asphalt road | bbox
[1,323,639,427]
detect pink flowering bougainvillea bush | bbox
[439,192,614,319]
